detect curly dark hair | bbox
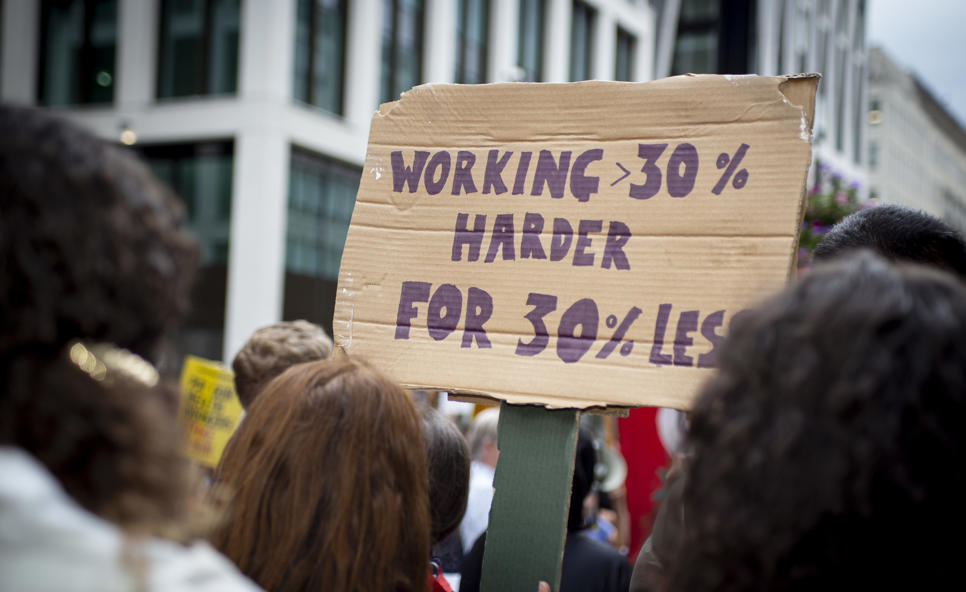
[813,204,966,279]
[665,252,966,591]
[0,105,200,534]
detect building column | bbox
[223,0,297,361]
[0,0,39,104]
[489,0,519,82]
[116,0,159,108]
[345,0,383,126]
[757,0,780,76]
[653,0,680,79]
[593,5,616,80]
[424,0,456,84]
[545,0,571,82]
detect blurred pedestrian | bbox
[813,203,966,277]
[0,104,258,591]
[459,407,500,554]
[210,357,431,592]
[423,406,470,591]
[664,253,966,591]
[460,428,631,592]
[232,319,333,409]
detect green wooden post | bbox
[480,402,581,592]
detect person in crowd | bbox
[232,319,333,409]
[0,104,258,590]
[459,408,500,554]
[813,203,966,278]
[460,428,632,592]
[210,357,431,592]
[632,204,966,591]
[422,406,471,591]
[661,253,966,591]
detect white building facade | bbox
[0,0,655,363]
[866,47,966,233]
[654,0,868,189]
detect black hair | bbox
[666,252,966,591]
[813,204,966,278]
[423,406,471,543]
[569,427,597,532]
[0,104,200,533]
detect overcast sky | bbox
[867,0,966,128]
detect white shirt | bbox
[458,460,496,554]
[0,446,262,592]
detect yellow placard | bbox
[178,355,243,467]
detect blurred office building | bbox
[866,47,966,233]
[0,0,655,362]
[653,0,869,189]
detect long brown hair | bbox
[211,357,431,592]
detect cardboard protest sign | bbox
[178,355,243,467]
[334,74,818,410]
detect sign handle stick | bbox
[480,403,580,592]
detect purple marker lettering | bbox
[520,212,547,259]
[601,221,631,270]
[451,150,478,195]
[673,310,699,367]
[573,219,602,267]
[649,303,673,365]
[451,213,487,261]
[570,148,603,202]
[484,214,516,262]
[697,310,726,368]
[391,150,429,193]
[425,151,451,195]
[557,298,599,363]
[550,218,573,262]
[395,281,431,339]
[483,150,512,195]
[512,151,532,195]
[427,284,462,341]
[461,287,493,348]
[531,150,571,198]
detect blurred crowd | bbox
[3,104,966,592]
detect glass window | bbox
[294,0,346,114]
[157,0,240,98]
[570,0,595,81]
[868,141,878,170]
[615,27,635,81]
[455,0,488,83]
[672,30,715,74]
[39,0,117,106]
[381,0,424,102]
[517,0,544,82]
[286,149,359,281]
[140,141,234,362]
[284,150,360,335]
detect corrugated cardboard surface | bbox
[335,74,818,410]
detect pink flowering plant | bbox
[798,175,866,269]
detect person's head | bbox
[231,319,333,408]
[466,407,500,468]
[422,406,470,544]
[0,105,199,533]
[211,357,431,592]
[666,252,966,591]
[568,427,597,532]
[813,204,966,278]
